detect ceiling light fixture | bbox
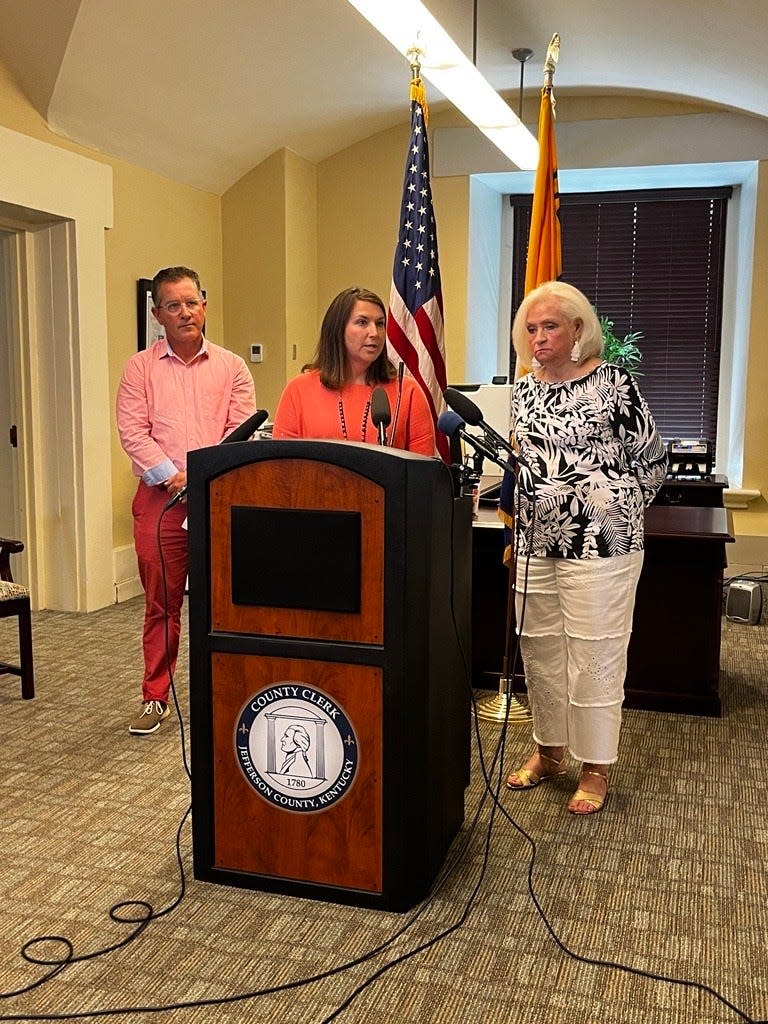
[512,47,534,120]
[346,0,539,170]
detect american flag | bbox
[386,86,449,462]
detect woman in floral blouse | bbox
[505,281,667,814]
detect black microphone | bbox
[443,387,516,459]
[437,410,510,471]
[165,409,269,509]
[222,408,269,444]
[371,387,391,446]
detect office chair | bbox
[0,537,35,699]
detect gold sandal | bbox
[506,752,566,790]
[567,770,608,815]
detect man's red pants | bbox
[132,481,189,703]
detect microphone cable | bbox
[7,459,525,1022]
[0,497,194,1006]
[155,497,192,782]
[316,457,527,1022]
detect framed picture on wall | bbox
[136,278,165,350]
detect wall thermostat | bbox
[249,343,263,363]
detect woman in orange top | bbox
[272,287,436,456]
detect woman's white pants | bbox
[514,551,644,765]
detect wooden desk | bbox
[626,505,734,715]
[653,474,728,508]
[471,504,734,716]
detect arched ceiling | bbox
[0,0,764,194]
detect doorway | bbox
[0,231,19,560]
[0,125,115,612]
[0,215,74,594]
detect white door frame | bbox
[0,231,24,571]
[0,125,114,611]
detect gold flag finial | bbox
[543,33,560,91]
[406,43,430,125]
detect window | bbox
[509,187,731,444]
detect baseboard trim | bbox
[115,578,143,603]
[113,544,141,603]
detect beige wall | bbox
[0,60,52,139]
[284,150,319,388]
[106,164,223,548]
[222,114,469,415]
[222,150,285,419]
[316,124,402,309]
[222,148,318,416]
[741,160,768,529]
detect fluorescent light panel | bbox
[347,0,539,170]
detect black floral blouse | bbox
[512,363,668,559]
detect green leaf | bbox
[598,313,644,376]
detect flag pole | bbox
[386,48,449,461]
[407,45,428,121]
[473,549,532,723]
[476,36,563,726]
[543,32,560,93]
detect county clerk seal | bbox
[235,683,358,813]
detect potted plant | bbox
[599,315,644,376]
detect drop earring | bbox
[570,337,581,363]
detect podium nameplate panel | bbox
[210,459,384,644]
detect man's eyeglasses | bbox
[157,298,204,315]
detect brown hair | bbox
[306,287,395,389]
[151,266,203,306]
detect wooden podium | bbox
[186,440,471,911]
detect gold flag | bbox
[524,35,561,293]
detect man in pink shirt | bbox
[117,266,256,735]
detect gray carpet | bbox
[0,598,766,1024]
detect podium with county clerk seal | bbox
[186,438,472,911]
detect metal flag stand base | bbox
[474,677,531,723]
[474,544,531,723]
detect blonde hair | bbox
[511,281,604,365]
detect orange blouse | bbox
[272,370,436,457]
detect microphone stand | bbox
[439,391,531,723]
[470,455,531,726]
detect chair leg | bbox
[19,601,35,699]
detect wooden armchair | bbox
[0,537,35,699]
